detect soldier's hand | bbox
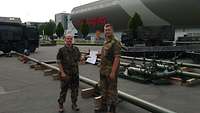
[60,72,67,80]
[109,72,115,80]
[80,56,86,64]
[96,53,101,58]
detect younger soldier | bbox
[96,24,121,113]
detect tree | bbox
[79,19,89,39]
[126,13,143,46]
[38,24,46,35]
[95,24,103,32]
[56,22,64,38]
[128,12,143,43]
[128,12,143,33]
[44,19,56,40]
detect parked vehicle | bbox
[0,18,39,53]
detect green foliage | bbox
[79,19,89,38]
[44,19,56,37]
[38,24,46,35]
[128,12,143,32]
[95,24,103,31]
[56,22,64,38]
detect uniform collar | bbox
[64,44,73,49]
[105,35,114,44]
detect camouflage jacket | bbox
[57,45,81,76]
[100,36,121,76]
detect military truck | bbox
[0,17,39,53]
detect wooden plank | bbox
[186,78,200,87]
[94,96,102,110]
[81,87,96,98]
[44,69,58,76]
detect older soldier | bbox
[96,24,121,113]
[57,33,81,113]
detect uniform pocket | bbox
[100,66,112,76]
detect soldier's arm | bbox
[110,42,121,79]
[76,47,83,62]
[75,47,86,64]
[110,55,120,79]
[58,64,65,76]
[78,48,81,61]
[57,49,65,77]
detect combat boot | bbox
[58,103,64,113]
[107,104,116,113]
[72,104,80,111]
[94,104,107,113]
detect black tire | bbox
[1,43,12,53]
[2,48,11,53]
[29,47,36,53]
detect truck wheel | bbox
[2,48,11,53]
[30,47,36,53]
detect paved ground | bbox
[0,45,200,113]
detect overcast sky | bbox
[0,0,98,22]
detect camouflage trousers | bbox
[58,76,79,105]
[100,74,118,107]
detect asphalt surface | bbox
[0,45,200,113]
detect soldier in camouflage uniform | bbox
[96,24,121,113]
[57,34,81,113]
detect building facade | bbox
[55,13,78,35]
[70,0,200,41]
[55,13,69,31]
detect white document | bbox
[86,51,98,64]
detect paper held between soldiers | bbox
[86,51,98,64]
